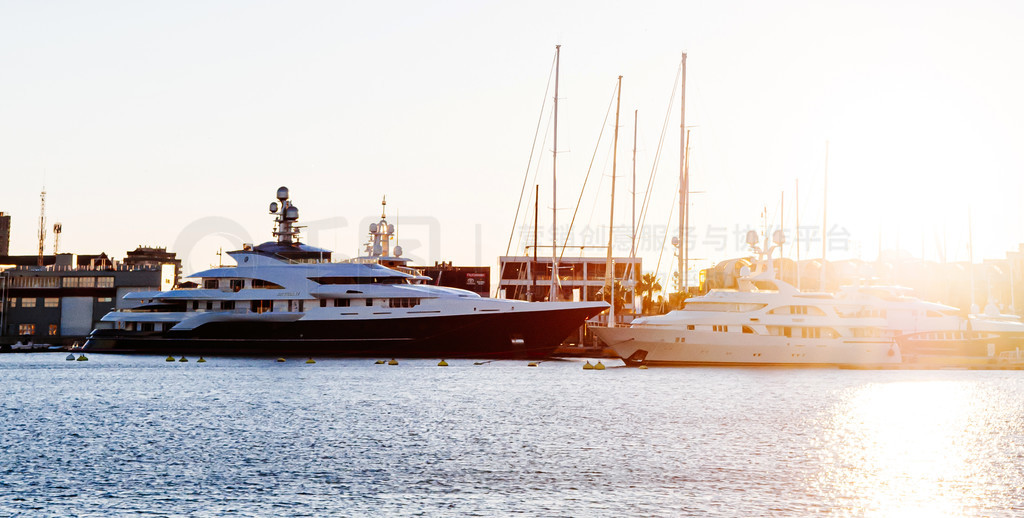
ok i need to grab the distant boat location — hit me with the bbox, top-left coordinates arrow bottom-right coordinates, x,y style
592,231 -> 901,367
83,187 -> 607,359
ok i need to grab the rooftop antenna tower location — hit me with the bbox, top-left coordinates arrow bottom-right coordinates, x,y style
53,222 -> 62,255
37,188 -> 46,266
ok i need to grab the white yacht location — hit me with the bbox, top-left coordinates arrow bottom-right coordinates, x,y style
889,298 -> 1024,366
590,232 -> 901,367
84,187 -> 608,359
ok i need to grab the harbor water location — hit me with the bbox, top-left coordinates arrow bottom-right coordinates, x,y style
2,354 -> 1024,517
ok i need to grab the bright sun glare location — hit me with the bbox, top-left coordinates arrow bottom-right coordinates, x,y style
816,380 -> 1020,517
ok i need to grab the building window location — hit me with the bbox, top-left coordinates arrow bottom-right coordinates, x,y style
44,298 -> 59,308
10,276 -> 59,288
204,279 -> 219,289
97,297 -> 113,303
18,324 -> 35,335
21,298 -> 36,308
48,324 -> 58,336
97,277 -> 114,288
78,277 -> 96,288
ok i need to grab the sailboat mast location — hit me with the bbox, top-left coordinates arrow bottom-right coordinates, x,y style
678,52 -> 687,294
795,178 -> 801,291
607,75 -> 622,327
969,207 -> 976,311
821,140 -> 829,292
532,184 -> 539,301
631,109 -> 638,312
551,44 -> 561,301
683,129 -> 691,293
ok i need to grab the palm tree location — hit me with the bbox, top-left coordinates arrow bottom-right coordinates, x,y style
597,280 -> 628,314
635,273 -> 662,314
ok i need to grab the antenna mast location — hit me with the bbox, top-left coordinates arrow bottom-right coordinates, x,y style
37,189 -> 46,266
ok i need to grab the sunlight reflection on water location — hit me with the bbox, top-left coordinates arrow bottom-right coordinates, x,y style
816,380 -> 1024,517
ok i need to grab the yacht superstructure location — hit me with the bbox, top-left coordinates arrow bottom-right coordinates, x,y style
84,187 -> 607,358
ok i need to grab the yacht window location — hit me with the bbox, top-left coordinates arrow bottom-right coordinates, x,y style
712,325 -> 727,332
204,279 -> 219,289
222,301 -> 235,310
206,301 -> 214,310
687,325 -> 695,331
230,279 -> 244,291
388,298 -> 421,308
141,322 -> 154,332
365,299 -> 373,307
768,305 -> 825,316
251,300 -> 272,313
320,299 -> 328,308
683,302 -> 767,312
742,326 -> 755,334
335,298 -> 351,307
309,276 -> 407,285
192,301 -> 200,311
252,279 -> 284,289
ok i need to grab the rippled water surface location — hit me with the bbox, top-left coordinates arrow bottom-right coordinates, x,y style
2,354 -> 1024,517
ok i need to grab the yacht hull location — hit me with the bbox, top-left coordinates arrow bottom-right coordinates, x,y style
896,332 -> 1024,367
84,305 -> 604,359
592,326 -> 901,367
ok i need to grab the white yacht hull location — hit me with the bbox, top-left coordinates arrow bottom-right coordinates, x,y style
593,326 -> 901,367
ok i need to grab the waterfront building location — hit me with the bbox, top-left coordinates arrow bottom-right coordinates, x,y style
0,252 -> 178,344
0,212 -> 9,256
498,255 -> 642,320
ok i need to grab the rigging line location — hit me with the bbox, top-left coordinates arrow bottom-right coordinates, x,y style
557,80 -> 619,261
636,63 -> 680,247
654,177 -> 680,294
512,108 -> 555,259
496,49 -> 557,296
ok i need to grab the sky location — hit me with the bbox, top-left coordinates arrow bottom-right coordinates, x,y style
2,0 -> 1023,288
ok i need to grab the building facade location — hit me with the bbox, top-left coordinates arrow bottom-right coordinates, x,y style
498,255 -> 641,319
1,263 -> 174,345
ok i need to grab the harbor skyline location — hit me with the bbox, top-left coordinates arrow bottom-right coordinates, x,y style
2,1 -> 1023,281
